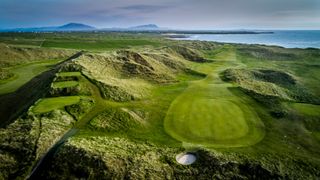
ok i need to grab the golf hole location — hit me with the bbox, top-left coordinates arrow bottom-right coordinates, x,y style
176,152 -> 197,165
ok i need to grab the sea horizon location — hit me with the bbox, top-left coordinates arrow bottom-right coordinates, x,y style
172,30 -> 320,49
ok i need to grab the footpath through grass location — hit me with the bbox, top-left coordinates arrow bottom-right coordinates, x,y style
164,46 -> 265,148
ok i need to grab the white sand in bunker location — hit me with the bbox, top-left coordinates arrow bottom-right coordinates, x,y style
176,153 -> 197,165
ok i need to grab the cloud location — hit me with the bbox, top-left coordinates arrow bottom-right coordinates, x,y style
0,0 -> 319,29
120,4 -> 170,13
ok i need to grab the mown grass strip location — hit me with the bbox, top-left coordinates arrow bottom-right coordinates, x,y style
32,96 -> 80,114
57,72 -> 82,77
289,103 -> 320,116
52,81 -> 79,88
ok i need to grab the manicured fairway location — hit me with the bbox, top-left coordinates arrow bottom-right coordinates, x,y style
42,39 -> 162,50
0,60 -> 61,95
52,81 -> 79,88
57,72 -> 82,77
164,47 -> 265,148
32,96 -> 80,114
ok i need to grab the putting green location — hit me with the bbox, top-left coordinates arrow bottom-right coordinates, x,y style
164,47 -> 265,148
32,96 -> 80,114
52,81 -> 79,88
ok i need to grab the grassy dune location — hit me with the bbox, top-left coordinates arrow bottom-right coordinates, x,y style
0,33 -> 320,179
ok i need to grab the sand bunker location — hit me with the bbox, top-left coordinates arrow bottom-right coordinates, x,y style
176,153 -> 197,165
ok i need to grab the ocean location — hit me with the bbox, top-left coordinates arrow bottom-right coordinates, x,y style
174,30 -> 320,49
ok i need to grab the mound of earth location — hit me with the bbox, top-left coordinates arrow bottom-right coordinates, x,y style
33,136 -> 284,179
0,44 -> 75,67
0,109 -> 76,179
237,45 -> 298,61
0,68 -> 14,81
164,45 -> 209,62
222,68 -> 319,104
75,48 -> 205,101
89,107 -> 144,132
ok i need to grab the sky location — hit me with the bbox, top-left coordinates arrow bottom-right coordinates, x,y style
0,0 -> 319,30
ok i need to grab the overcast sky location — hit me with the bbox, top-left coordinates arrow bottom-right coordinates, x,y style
0,0 -> 319,29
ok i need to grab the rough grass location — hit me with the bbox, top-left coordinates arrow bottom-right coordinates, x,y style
1,33 -> 320,179
36,136 -> 283,179
0,68 -> 14,81
65,97 -> 95,121
0,109 -> 75,179
75,45 -> 213,102
32,96 -> 81,114
0,43 -> 74,67
50,72 -> 92,96
90,107 -> 144,132
222,68 -> 319,104
237,45 -> 299,61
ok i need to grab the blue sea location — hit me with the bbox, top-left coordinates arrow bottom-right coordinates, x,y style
175,30 -> 320,49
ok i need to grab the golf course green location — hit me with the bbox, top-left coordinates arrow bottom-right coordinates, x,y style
32,96 -> 80,114
164,47 -> 265,147
1,32 -> 319,179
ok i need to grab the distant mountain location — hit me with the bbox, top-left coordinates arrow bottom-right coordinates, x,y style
129,24 -> 160,30
1,23 -> 96,32
58,23 -> 95,30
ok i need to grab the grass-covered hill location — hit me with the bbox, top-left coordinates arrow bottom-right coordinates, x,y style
75,46 -> 207,101
0,43 -> 75,85
0,43 -> 74,67
222,68 -> 319,104
0,32 -> 319,179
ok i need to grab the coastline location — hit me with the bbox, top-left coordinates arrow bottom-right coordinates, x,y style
167,30 -> 320,49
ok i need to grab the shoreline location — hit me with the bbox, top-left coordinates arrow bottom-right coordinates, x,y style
167,31 -> 320,49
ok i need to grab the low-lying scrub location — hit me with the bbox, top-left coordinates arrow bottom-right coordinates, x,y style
34,136 -> 304,179
65,97 -> 95,121
75,47 -> 209,102
0,109 -> 76,179
0,43 -> 74,68
90,107 -> 144,132
91,79 -> 136,101
50,71 -> 92,97
165,45 -> 211,63
0,68 -> 14,81
237,45 -> 299,61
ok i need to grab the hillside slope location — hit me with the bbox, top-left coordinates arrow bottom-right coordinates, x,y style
0,37 -> 319,179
